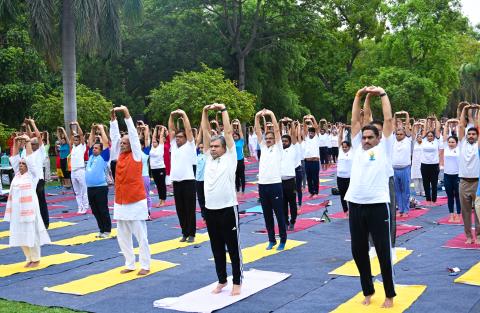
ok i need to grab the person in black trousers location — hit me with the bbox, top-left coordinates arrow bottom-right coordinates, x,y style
201,103 -> 243,296
344,86 -> 396,308
255,109 -> 287,251
169,109 -> 197,243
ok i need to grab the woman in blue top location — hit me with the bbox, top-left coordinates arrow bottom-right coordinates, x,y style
56,127 -> 71,188
232,119 -> 246,193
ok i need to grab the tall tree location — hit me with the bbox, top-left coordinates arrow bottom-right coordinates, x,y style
0,0 -> 143,130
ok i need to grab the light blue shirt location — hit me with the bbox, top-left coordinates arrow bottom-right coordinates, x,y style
235,138 -> 244,160
86,148 -> 110,187
196,153 -> 206,181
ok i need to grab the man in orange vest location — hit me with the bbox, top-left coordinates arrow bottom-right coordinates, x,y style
112,105 -> 151,275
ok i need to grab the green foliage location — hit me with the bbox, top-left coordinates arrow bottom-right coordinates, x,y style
31,84 -> 112,132
348,67 -> 441,118
146,65 -> 256,125
0,20 -> 50,127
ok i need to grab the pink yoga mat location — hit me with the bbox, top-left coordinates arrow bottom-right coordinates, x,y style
48,204 -> 67,210
50,211 -> 91,219
443,232 -> 480,249
396,224 -> 422,237
46,196 -> 76,204
318,185 -> 332,191
256,218 -> 321,234
418,196 -> 448,207
396,208 -> 429,222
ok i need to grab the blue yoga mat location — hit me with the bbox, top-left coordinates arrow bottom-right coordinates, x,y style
245,205 -> 263,214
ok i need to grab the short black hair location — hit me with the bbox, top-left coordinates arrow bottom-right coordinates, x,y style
361,125 -> 380,137
341,140 -> 351,147
281,134 -> 292,143
93,142 -> 103,151
467,127 -> 479,135
308,127 -> 316,133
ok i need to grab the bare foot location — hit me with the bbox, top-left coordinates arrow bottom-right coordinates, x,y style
403,213 -> 409,218
212,282 -> 227,294
362,295 -> 372,306
448,214 -> 454,223
382,297 -> 394,308
120,269 -> 135,274
29,261 -> 40,268
465,237 -> 473,244
159,200 -> 165,206
24,262 -> 32,268
230,284 -> 241,296
345,212 -> 349,218
137,269 -> 150,276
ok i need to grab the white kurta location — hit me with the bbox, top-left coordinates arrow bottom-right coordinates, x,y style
411,142 -> 423,179
5,155 -> 50,247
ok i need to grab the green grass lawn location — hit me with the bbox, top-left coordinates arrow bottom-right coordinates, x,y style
0,299 -> 86,313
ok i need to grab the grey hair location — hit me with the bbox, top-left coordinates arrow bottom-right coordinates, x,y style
210,135 -> 226,149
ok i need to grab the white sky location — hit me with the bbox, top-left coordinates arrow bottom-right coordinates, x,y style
461,0 -> 480,27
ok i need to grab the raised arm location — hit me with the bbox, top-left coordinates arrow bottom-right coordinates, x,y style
26,118 -> 41,139
216,104 -> 234,149
264,110 -> 281,143
201,105 -> 212,150
351,87 -> 367,138
458,104 -> 469,141
290,121 -> 297,145
168,111 -> 176,141
338,124 -> 344,146
143,125 -> 150,147
434,117 -> 441,138
254,110 -> 263,145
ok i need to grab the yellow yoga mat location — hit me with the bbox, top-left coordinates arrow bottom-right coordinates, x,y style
455,261 -> 480,286
45,259 -> 178,295
320,179 -> 332,183
0,221 -> 75,239
0,251 -> 90,278
53,228 -> 118,246
329,249 -> 413,277
137,232 -> 210,255
331,281 -> 426,313
0,244 -> 8,250
225,240 -> 306,264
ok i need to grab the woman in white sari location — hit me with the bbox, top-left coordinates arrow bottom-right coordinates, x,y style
4,134 -> 50,268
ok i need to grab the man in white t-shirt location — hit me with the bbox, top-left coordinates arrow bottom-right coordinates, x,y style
255,109 -> 287,251
345,86 -> 396,308
169,109 -> 197,243
69,122 -> 89,214
458,103 -> 480,244
201,103 -> 242,296
392,113 -> 412,217
302,115 -> 321,196
281,120 -> 299,230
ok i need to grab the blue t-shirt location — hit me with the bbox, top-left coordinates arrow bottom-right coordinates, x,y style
59,144 -> 70,159
196,153 -> 206,181
86,148 -> 110,187
235,138 -> 244,160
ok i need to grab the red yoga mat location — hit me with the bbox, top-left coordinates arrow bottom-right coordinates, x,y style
436,213 -> 476,225
256,218 -> 321,234
396,224 -> 422,237
443,232 -> 480,249
396,208 -> 429,222
298,201 -> 328,215
330,211 -> 348,219
46,196 -> 76,204
149,210 -> 177,220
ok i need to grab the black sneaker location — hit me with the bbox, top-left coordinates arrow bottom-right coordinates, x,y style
288,224 -> 295,231
179,236 -> 187,242
187,236 -> 195,243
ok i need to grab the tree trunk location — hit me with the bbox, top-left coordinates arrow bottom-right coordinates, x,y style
237,54 -> 246,91
61,0 -> 77,132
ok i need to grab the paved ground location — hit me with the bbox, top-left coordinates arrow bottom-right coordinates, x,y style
0,159 -> 479,313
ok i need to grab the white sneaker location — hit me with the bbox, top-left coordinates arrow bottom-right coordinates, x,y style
99,233 -> 110,238
391,247 -> 397,262
368,247 -> 377,258
95,232 -> 102,238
